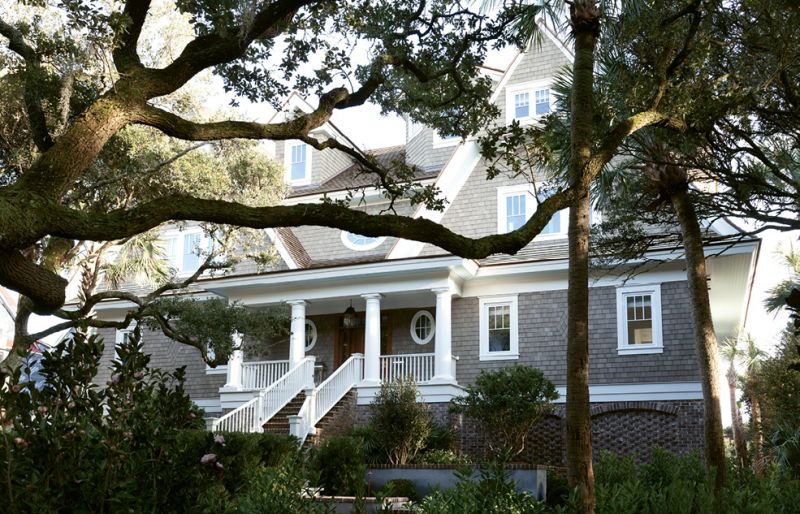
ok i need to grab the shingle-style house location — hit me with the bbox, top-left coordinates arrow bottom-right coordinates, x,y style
91,32 -> 758,464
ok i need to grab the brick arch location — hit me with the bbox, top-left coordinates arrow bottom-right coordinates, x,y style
590,401 -> 680,418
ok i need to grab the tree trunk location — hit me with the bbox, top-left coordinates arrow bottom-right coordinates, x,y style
748,376 -> 764,473
566,2 -> 601,512
727,368 -> 749,467
670,186 -> 727,490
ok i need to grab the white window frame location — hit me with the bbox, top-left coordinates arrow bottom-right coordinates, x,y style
114,322 -> 137,362
283,141 -> 313,185
205,342 -> 228,374
160,228 -> 213,277
340,231 -> 386,251
505,79 -> 555,125
410,310 -> 435,345
479,295 -> 519,361
497,184 -> 534,234
616,284 -> 663,355
432,130 -> 460,148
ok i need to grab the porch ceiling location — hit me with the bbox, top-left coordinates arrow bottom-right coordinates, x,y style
707,247 -> 759,342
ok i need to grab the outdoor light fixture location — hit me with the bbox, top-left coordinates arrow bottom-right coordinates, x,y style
342,300 -> 357,329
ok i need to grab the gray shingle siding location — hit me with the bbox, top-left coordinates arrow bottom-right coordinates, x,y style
452,281 -> 700,387
94,327 -> 226,401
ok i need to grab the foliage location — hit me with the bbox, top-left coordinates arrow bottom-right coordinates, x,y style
141,297 -> 290,365
377,479 -> 420,502
310,436 -> 367,496
369,378 -> 433,465
0,331 -> 204,512
413,463 -> 545,514
414,449 -> 472,466
544,449 -> 800,514
450,365 -> 557,458
747,334 -> 800,440
771,426 -> 800,479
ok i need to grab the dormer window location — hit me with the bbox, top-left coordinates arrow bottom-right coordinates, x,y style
341,231 -> 386,251
506,80 -> 554,124
497,185 -> 534,234
161,229 -> 213,275
285,141 -> 311,184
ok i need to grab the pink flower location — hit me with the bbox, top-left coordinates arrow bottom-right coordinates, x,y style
11,384 -> 21,393
213,434 -> 225,446
188,412 -> 197,420
200,453 -> 217,465
37,406 -> 48,414
215,462 -> 224,470
133,371 -> 144,380
13,437 -> 28,447
110,374 -> 122,384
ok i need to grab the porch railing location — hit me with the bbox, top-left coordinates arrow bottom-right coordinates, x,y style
212,356 -> 315,433
313,354 -> 364,426
380,353 -> 435,383
241,360 -> 290,390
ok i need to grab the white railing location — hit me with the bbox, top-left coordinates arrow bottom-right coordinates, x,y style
313,354 -> 364,426
380,353 -> 435,383
241,360 -> 290,390
212,356 -> 315,433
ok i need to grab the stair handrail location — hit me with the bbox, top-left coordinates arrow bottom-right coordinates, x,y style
212,356 -> 315,433
312,353 -> 364,427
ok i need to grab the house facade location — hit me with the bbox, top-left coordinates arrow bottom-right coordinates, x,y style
90,33 -> 758,464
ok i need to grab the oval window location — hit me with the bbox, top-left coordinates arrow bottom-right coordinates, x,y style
305,319 -> 318,351
410,310 -> 435,345
341,231 -> 386,251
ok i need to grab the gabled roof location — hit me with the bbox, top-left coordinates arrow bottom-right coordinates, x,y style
287,145 -> 439,198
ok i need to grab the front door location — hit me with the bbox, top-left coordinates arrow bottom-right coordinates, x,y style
335,313 -> 392,367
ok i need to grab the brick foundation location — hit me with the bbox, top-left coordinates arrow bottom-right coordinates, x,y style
358,399 -> 704,465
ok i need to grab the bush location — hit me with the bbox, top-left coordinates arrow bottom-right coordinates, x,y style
450,365 -> 558,458
310,436 -> 367,495
218,462 -> 331,514
415,449 -> 472,466
370,378 -> 433,465
378,479 -> 420,502
414,464 -> 545,513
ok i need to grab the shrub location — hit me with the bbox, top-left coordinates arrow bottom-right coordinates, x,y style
414,464 -> 544,514
414,449 -> 472,466
377,479 -> 420,502
221,462 -> 332,514
370,378 -> 433,465
450,365 -> 558,458
310,436 -> 367,495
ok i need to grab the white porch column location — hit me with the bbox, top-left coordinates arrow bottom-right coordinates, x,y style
362,293 -> 383,384
287,300 -> 307,367
431,287 -> 455,383
224,332 -> 244,390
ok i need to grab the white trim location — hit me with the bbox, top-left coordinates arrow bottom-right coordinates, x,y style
410,310 -> 435,345
283,179 -> 437,205
432,130 -> 460,149
479,295 -> 519,361
553,382 -> 703,403
265,228 -> 299,269
305,319 -> 318,351
496,184 -> 534,234
194,398 -> 222,414
340,231 -> 386,251
357,382 -> 465,405
616,284 -> 663,355
284,140 -> 313,185
387,142 -> 482,259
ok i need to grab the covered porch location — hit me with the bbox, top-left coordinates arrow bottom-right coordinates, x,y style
204,255 -> 477,412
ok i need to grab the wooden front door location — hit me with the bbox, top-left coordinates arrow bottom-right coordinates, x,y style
334,313 -> 392,368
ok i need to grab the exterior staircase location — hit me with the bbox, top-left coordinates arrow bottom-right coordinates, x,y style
263,392 -> 306,434
303,389 -> 357,448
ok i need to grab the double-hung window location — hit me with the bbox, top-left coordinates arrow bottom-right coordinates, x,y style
506,80 -> 554,124
285,141 -> 311,184
161,229 -> 212,276
479,295 -> 519,361
616,284 -> 663,355
497,185 -> 534,234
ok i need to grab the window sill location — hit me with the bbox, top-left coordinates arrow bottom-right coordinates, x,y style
479,352 -> 519,361
617,346 -> 663,356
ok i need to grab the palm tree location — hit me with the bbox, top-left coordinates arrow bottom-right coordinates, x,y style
764,244 -> 800,315
720,335 -> 749,467
742,335 -> 767,473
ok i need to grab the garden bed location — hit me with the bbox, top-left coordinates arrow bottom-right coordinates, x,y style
313,495 -> 412,513
366,464 -> 547,500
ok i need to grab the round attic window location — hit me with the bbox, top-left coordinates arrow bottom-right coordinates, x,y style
341,231 -> 386,251
305,319 -> 318,351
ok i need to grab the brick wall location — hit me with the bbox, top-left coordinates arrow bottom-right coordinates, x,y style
456,400 -> 705,465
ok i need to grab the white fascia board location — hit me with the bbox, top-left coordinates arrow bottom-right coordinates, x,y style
202,256 -> 475,304
282,179 -> 437,205
264,228 -> 299,269
87,292 -> 223,318
357,382 -> 465,405
552,382 -> 703,403
194,398 -> 222,414
387,142 -> 483,259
